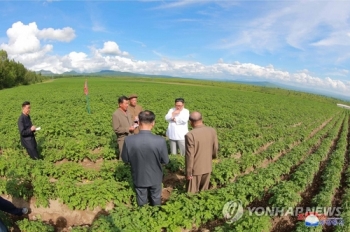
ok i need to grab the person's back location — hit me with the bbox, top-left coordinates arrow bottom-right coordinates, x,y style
185,111 -> 218,193
121,110 -> 169,206
123,131 -> 168,187
185,125 -> 217,175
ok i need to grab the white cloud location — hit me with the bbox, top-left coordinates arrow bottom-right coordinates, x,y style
218,1 -> 350,64
132,40 -> 146,48
92,23 -> 106,32
0,21 -> 75,56
151,0 -> 203,9
98,41 -> 129,56
37,27 -> 75,42
1,21 -> 350,97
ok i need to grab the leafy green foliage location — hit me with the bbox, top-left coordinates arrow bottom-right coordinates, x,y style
0,77 -> 346,231
16,218 -> 54,232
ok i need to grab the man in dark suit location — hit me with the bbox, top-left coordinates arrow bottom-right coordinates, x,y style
17,101 -> 39,160
122,110 -> 169,206
185,111 -> 218,193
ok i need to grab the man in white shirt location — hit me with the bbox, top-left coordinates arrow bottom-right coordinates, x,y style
165,98 -> 189,155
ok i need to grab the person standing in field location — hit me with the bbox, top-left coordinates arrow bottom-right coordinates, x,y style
164,98 -> 189,155
112,96 -> 135,160
128,94 -> 143,135
17,101 -> 40,160
121,110 -> 169,206
185,111 -> 218,193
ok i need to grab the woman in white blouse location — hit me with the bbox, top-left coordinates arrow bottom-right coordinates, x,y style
165,98 -> 189,155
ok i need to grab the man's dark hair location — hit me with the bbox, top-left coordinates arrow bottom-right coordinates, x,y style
22,101 -> 30,108
175,98 -> 185,103
118,96 -> 128,104
139,110 -> 155,124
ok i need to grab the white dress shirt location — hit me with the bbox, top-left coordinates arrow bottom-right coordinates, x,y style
165,108 -> 189,140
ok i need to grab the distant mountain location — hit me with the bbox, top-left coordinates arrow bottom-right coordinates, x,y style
36,70 -> 55,75
63,70 -> 79,75
94,70 -> 144,76
92,70 -> 174,78
271,82 -> 350,102
39,70 -> 350,102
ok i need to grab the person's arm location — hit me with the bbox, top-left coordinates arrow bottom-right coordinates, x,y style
213,129 -> 219,159
112,113 -> 129,134
121,140 -> 129,163
165,109 -> 174,122
175,109 -> 189,125
160,139 -> 169,165
185,133 -> 195,179
18,116 -> 33,137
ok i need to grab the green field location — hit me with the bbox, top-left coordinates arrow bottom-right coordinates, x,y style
0,77 -> 349,231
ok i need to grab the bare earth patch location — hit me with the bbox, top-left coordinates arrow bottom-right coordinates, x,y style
54,158 -> 104,171
1,195 -> 114,229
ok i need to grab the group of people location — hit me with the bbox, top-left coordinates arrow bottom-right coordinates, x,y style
113,95 -> 218,206
16,95 -> 218,207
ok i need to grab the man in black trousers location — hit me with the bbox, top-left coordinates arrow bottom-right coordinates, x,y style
122,110 -> 169,206
17,101 -> 39,160
0,197 -> 28,232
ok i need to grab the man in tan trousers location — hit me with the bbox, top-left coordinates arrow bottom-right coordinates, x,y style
128,94 -> 143,134
185,111 -> 218,193
112,96 -> 135,160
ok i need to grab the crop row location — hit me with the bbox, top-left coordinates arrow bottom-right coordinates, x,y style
82,112 -> 344,231
294,114 -> 348,231
268,116 -> 344,208
209,112 -> 346,231
0,78 -> 341,161
210,113 -> 341,189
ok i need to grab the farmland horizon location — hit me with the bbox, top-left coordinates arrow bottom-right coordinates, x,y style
39,70 -> 350,103
1,77 -> 350,231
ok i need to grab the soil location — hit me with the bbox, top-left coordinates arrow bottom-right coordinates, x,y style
2,195 -> 114,230
235,117 -> 333,181
324,118 -> 350,232
2,117 -> 338,231
291,122 -> 302,127
270,117 -> 343,232
54,158 -> 104,171
254,141 -> 274,155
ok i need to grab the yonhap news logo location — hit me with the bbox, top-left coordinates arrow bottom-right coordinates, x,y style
222,200 -> 244,224
222,200 -> 343,226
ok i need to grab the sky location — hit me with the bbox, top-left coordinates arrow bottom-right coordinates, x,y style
1,0 -> 350,97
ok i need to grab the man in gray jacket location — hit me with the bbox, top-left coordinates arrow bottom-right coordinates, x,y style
122,110 -> 169,206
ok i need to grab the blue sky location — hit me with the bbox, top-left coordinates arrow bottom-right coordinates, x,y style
1,1 -> 350,96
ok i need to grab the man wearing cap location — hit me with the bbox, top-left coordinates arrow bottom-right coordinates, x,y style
128,94 -> 143,134
112,96 -> 135,160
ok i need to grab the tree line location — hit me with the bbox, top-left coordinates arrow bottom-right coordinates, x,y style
0,50 -> 47,90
